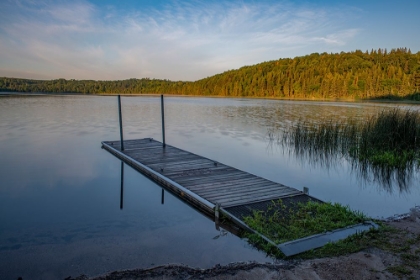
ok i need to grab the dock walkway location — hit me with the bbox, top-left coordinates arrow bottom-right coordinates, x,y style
102,138 -> 379,256
102,138 -> 309,221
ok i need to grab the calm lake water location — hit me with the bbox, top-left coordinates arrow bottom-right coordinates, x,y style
1,94 -> 419,279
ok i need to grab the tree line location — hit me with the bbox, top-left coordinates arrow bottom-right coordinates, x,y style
1,48 -> 420,100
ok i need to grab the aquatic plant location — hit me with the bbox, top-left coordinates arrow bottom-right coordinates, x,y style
276,108 -> 420,190
244,199 -> 366,244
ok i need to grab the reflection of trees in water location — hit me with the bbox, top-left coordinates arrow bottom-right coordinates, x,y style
267,128 -> 418,194
350,159 -> 415,193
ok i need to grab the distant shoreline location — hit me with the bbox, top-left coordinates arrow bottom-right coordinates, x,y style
2,91 -> 420,105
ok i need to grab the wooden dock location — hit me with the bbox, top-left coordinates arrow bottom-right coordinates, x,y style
101,138 -> 308,229
101,96 -> 378,256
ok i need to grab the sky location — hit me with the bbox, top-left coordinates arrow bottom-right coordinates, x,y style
0,0 -> 419,81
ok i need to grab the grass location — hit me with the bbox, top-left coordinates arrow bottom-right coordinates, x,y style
244,200 -> 366,245
241,200 -> 420,278
244,207 -> 420,260
280,108 -> 420,167
273,108 -> 420,190
242,199 -> 369,259
240,201 -> 420,279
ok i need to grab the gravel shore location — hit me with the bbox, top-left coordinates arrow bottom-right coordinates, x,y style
70,206 -> 420,280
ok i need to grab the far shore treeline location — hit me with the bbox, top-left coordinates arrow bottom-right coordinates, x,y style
2,48 -> 420,100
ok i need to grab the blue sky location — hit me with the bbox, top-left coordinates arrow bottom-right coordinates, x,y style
0,0 -> 419,81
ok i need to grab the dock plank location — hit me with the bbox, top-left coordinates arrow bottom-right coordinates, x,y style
102,138 -> 306,233
204,186 -> 295,202
102,139 -> 304,208
175,172 -> 252,185
217,190 -> 301,207
185,177 -> 269,192
197,182 -> 284,197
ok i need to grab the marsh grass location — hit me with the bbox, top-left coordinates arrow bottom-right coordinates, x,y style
281,109 -> 420,165
243,200 -> 371,259
243,200 -> 366,245
275,108 -> 420,190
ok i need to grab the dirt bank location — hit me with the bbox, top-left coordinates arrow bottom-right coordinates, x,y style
71,206 -> 420,280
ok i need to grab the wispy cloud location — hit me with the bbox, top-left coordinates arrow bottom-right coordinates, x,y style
0,0 -> 361,81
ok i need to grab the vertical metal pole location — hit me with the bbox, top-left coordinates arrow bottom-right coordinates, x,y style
161,189 -> 164,205
161,94 -> 166,148
215,203 -> 220,230
120,161 -> 124,210
118,95 -> 124,151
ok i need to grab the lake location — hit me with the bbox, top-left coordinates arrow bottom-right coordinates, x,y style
1,94 -> 419,279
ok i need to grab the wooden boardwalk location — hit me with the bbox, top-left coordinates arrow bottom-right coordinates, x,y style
102,138 -> 303,214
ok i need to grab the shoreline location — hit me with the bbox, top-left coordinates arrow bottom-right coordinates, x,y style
70,206 -> 420,280
2,91 -> 420,105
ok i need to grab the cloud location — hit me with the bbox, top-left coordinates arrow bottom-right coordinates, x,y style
0,0 -> 361,81
313,29 -> 360,46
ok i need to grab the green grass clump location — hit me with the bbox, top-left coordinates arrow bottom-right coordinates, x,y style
243,203 -> 420,278
281,108 -> 420,167
356,149 -> 417,168
243,200 -> 366,245
277,108 -> 420,188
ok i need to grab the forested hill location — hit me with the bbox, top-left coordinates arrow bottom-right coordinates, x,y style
2,48 -> 420,100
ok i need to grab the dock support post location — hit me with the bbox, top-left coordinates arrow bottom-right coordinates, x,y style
120,161 -> 124,209
215,203 -> 220,230
118,95 -> 124,151
161,94 -> 166,148
161,189 -> 165,205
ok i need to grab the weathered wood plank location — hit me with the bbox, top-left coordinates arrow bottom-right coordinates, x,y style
188,177 -> 270,189
125,150 -> 191,160
175,171 -> 251,185
165,166 -> 234,178
215,190 -> 301,207
103,138 -> 308,222
171,168 -> 243,181
186,177 -> 270,192
203,185 -> 295,201
106,139 -> 162,150
139,154 -> 201,165
139,158 -> 201,167
196,182 -> 283,197
145,158 -> 211,169
161,163 -> 223,173
188,176 -> 270,193
202,182 -> 294,196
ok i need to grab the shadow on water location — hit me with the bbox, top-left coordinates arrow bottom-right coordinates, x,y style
117,160 -> 241,239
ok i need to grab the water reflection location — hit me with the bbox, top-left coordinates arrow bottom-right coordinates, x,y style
2,94 -> 420,278
120,161 -> 124,210
268,127 -> 419,194
351,160 -> 416,193
115,160 -> 240,237
118,161 -> 165,207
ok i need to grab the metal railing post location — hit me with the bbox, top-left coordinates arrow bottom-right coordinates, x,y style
161,94 -> 166,148
118,95 -> 124,151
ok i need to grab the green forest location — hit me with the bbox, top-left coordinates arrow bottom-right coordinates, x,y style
1,48 -> 420,100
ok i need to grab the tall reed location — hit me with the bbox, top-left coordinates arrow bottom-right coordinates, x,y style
277,108 -> 420,190
281,108 -> 420,167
